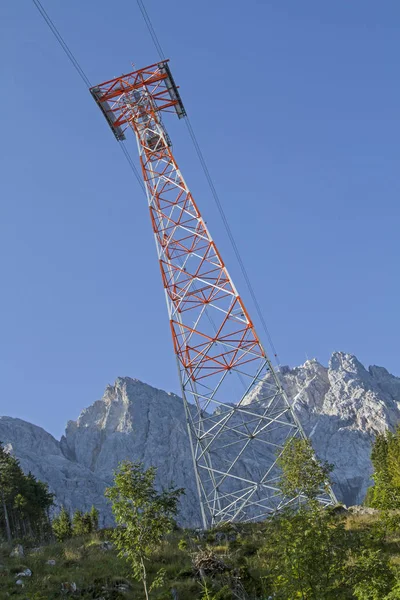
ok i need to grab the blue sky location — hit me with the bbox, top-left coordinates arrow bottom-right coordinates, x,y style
1,1 -> 399,439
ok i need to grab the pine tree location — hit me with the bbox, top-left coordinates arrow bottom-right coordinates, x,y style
0,484 -> 11,543
367,427 -> 400,509
0,442 -> 53,542
72,509 -> 85,536
0,443 -> 25,541
71,510 -> 93,536
82,512 -> 93,534
13,493 -> 29,537
90,505 -> 99,531
52,506 -> 72,542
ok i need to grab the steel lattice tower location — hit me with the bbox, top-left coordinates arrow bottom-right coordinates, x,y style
91,61 -> 336,528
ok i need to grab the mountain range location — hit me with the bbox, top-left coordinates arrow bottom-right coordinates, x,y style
1,351 -> 399,526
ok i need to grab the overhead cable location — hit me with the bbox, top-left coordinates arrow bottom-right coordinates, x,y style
136,0 -> 281,364
184,117 -> 281,363
137,0 -> 165,60
32,0 -> 144,190
32,0 -> 91,87
33,0 -> 281,365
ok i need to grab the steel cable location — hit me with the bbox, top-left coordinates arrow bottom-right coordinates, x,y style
34,0 -> 282,366
136,0 -> 281,364
32,0 -> 144,191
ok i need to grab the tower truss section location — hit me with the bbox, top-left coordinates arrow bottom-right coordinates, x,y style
91,61 -> 336,527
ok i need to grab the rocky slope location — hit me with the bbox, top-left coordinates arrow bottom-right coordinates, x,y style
275,353 -> 400,505
60,379 -> 201,526
1,352 -> 399,525
0,417 -> 112,525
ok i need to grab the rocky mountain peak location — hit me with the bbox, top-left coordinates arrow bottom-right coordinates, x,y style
0,416 -> 62,457
368,365 -> 400,402
0,353 -> 399,524
329,350 -> 366,372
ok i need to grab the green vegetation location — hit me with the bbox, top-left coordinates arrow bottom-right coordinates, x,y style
2,510 -> 400,599
52,505 -> 100,542
5,433 -> 400,597
71,506 -> 98,536
366,426 -> 400,510
52,507 -> 72,543
105,460 -> 184,599
89,504 -> 99,531
277,436 -> 333,501
0,442 -> 53,543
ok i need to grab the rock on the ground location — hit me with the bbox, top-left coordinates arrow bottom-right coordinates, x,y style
16,568 -> 32,577
9,544 -> 24,558
61,581 -> 77,593
348,505 -> 379,515
100,541 -> 113,551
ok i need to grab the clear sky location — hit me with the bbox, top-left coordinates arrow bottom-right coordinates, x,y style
1,1 -> 399,439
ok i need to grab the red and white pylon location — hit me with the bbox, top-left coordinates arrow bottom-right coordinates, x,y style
91,61 -> 336,527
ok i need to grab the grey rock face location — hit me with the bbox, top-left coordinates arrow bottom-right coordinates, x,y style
60,378 -> 201,526
276,352 -> 400,505
0,353 -> 399,525
0,417 -> 111,525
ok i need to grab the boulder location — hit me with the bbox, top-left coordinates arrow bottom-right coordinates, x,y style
9,544 -> 24,558
61,581 -> 77,594
15,568 -> 32,577
100,541 -> 113,551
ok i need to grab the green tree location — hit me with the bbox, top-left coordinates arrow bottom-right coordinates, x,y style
0,443 -> 25,541
52,506 -> 72,542
81,512 -> 93,534
0,443 -> 53,542
90,504 -> 99,531
18,473 -> 53,539
277,437 -> 333,502
105,461 -> 184,600
72,509 -> 94,536
385,580 -> 400,599
72,509 -> 85,536
351,549 -> 394,600
260,435 -> 398,599
367,428 -> 400,509
259,507 -> 352,599
13,493 -> 29,536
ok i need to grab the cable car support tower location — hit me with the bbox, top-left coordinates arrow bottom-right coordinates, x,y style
90,61 -> 336,528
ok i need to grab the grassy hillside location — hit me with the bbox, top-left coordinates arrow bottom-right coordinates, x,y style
2,511 -> 400,599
